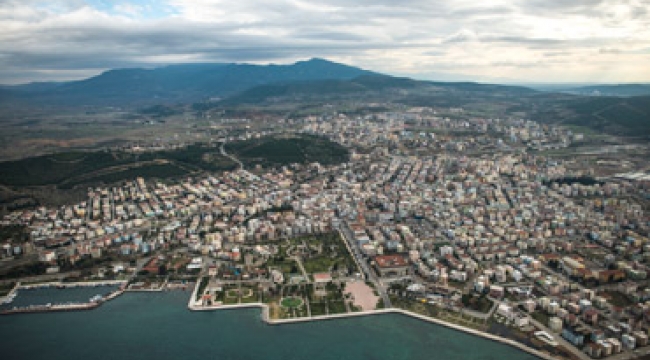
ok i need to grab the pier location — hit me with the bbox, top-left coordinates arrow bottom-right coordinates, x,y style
17,280 -> 127,290
1,302 -> 100,315
1,280 -> 127,316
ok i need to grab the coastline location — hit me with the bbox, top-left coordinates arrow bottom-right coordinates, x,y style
187,299 -> 554,360
4,279 -> 553,359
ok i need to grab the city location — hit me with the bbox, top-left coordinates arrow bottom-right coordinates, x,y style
2,109 -> 649,360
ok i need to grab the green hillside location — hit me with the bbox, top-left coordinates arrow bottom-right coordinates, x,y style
226,134 -> 349,167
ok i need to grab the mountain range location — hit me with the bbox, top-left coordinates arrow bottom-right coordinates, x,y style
0,58 -> 649,136
0,59 -> 374,106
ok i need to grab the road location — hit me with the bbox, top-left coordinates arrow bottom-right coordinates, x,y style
0,270 -> 82,286
219,140 -> 244,170
292,256 -> 309,279
339,221 -> 392,308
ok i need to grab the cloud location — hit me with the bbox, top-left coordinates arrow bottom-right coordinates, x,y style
444,29 -> 479,43
0,0 -> 648,83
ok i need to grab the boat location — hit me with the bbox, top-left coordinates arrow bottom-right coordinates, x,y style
90,295 -> 103,303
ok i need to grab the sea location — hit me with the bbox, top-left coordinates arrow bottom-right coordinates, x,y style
0,289 -> 539,360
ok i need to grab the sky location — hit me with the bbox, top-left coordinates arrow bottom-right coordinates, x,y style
0,0 -> 649,84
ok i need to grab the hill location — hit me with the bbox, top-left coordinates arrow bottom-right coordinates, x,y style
1,57 -> 648,137
0,145 -> 238,188
223,74 -> 537,105
225,134 -> 349,167
562,84 -> 650,97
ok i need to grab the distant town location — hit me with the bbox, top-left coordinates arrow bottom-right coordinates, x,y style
2,107 -> 650,360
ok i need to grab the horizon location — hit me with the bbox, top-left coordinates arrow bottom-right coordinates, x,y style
2,58 -> 650,87
1,1 -> 649,85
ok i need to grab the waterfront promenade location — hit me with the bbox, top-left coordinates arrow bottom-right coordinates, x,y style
188,301 -> 555,360
187,281 -> 554,360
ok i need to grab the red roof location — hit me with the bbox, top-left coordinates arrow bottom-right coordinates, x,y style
313,272 -> 332,283
375,254 -> 408,268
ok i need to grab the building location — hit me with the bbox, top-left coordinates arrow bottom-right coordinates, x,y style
549,317 -> 563,332
373,254 -> 409,277
562,327 -> 585,346
622,334 -> 636,349
561,256 -> 585,276
313,272 -> 332,297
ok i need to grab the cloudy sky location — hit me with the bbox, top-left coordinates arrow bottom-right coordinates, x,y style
1,0 -> 649,84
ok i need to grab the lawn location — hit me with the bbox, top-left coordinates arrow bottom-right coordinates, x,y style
327,300 -> 348,314
302,256 -> 339,274
310,302 -> 327,316
281,296 -> 304,309
298,232 -> 356,275
240,287 -> 259,303
267,256 -> 296,276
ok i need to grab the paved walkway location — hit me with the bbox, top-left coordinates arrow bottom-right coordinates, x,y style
345,280 -> 379,311
292,256 -> 309,279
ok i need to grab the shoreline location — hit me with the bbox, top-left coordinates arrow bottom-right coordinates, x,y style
5,280 -> 553,359
187,300 -> 554,360
186,279 -> 553,359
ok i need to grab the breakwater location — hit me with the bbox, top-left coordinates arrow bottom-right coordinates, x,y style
1,281 -> 126,315
17,280 -> 126,290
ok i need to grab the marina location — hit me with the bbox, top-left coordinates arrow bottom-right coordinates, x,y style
0,280 -> 547,359
0,291 -> 538,360
0,281 -> 126,315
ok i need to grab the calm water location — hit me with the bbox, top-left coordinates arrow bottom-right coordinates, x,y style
0,290 -> 538,360
1,285 -> 119,310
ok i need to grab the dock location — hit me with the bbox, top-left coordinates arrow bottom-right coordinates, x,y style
1,281 -> 126,316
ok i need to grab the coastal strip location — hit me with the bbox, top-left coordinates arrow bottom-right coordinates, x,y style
125,279 -> 169,292
17,280 -> 127,290
1,280 -> 127,315
187,299 -> 554,360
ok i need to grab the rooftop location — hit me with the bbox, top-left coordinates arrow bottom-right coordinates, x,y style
375,254 -> 408,268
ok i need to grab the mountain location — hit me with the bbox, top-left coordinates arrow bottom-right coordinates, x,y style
561,84 -> 650,97
2,58 -> 649,137
0,58 -> 374,106
224,74 -> 539,105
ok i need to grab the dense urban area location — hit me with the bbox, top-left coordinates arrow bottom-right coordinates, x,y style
2,107 -> 650,360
